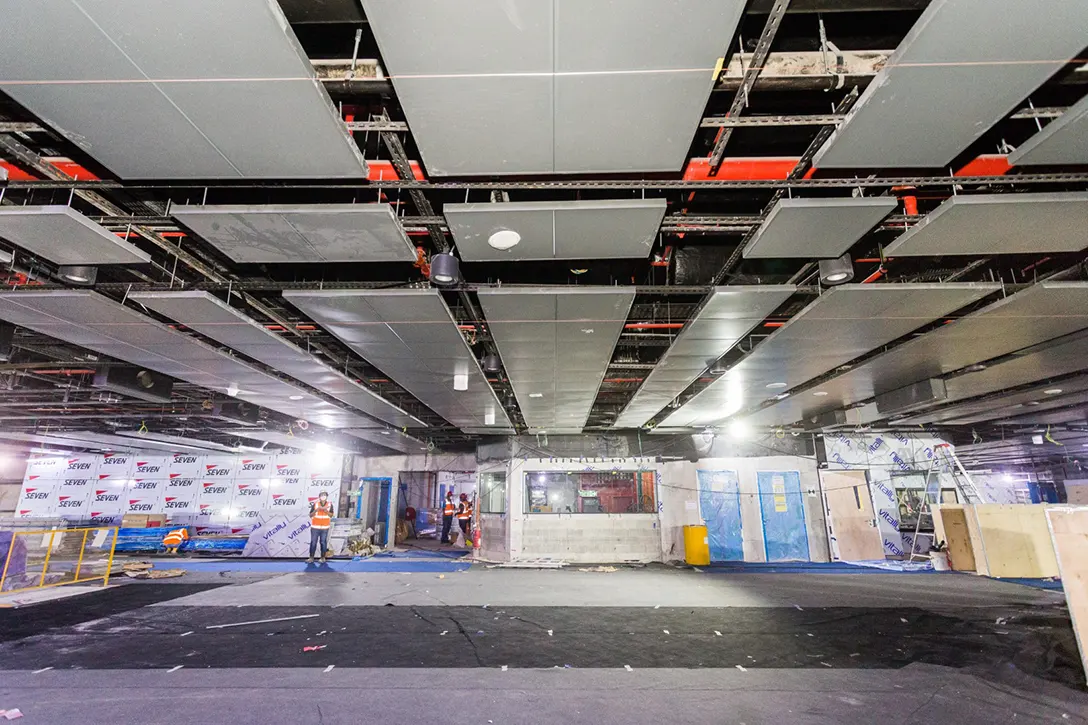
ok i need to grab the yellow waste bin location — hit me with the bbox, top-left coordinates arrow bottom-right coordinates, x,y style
684,524 -> 710,566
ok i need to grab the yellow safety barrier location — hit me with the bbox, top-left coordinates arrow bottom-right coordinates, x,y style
1,526 -> 119,594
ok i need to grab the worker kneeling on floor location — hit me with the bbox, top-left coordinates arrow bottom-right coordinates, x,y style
307,490 -> 334,564
162,526 -> 189,554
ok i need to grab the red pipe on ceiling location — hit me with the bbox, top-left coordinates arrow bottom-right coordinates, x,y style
624,323 -> 684,330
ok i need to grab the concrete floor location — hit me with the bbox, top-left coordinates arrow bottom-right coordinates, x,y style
1,564 -> 1085,724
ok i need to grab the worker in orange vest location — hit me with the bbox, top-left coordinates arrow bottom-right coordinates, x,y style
307,491 -> 335,564
162,527 -> 189,554
457,492 -> 473,548
440,490 -> 456,544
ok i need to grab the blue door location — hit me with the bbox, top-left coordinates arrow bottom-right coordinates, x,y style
757,471 -> 809,561
697,470 -> 744,561
358,477 -> 394,546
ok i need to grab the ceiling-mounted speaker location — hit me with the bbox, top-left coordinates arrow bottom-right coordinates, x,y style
481,354 -> 502,373
801,408 -> 848,431
211,400 -> 260,425
92,365 -> 173,403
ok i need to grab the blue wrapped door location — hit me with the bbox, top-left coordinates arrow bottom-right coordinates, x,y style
697,470 -> 743,561
757,471 -> 809,561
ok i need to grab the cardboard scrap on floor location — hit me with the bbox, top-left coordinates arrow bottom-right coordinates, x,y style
578,566 -> 618,573
489,558 -> 568,569
0,709 -> 23,720
122,561 -> 185,579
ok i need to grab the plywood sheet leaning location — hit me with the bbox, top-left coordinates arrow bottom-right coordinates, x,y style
971,504 -> 1060,578
1045,506 -> 1088,686
821,470 -> 885,561
933,504 -> 976,571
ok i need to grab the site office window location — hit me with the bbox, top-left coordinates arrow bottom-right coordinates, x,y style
525,470 -> 656,514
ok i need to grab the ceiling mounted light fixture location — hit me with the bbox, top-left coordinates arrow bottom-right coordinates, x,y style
453,373 -> 469,391
766,382 -> 788,389
429,253 -> 461,286
484,410 -> 496,426
529,392 -> 544,398
818,253 -> 854,286
226,382 -> 240,398
288,394 -> 304,401
812,391 -> 829,397
58,264 -> 97,285
487,229 -> 521,251
481,354 -> 502,373
1044,388 -> 1063,395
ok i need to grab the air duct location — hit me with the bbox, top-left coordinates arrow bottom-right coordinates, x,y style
92,366 -> 173,403
211,400 -> 260,425
875,378 -> 947,416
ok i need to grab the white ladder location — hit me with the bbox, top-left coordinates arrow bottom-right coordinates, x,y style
907,443 -> 981,559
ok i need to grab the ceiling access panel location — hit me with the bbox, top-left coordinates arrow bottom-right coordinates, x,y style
0,206 -> 151,266
170,205 -> 416,264
812,0 -> 1088,169
361,0 -> 745,176
661,283 -> 998,428
477,287 -> 635,432
130,291 -> 424,429
743,282 -> 1088,428
0,0 -> 367,180
283,289 -> 510,431
884,193 -> 1088,257
0,290 -> 378,430
443,199 -> 666,262
1008,94 -> 1088,167
614,285 -> 796,429
741,198 -> 898,259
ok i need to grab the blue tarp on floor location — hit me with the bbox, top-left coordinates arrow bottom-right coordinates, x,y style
699,561 -> 934,574
143,558 -> 473,573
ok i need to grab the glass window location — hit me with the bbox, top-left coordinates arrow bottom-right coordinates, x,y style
525,471 -> 656,514
479,471 -> 507,514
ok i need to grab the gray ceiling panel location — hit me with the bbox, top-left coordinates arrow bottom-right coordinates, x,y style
884,193 -> 1088,257
1008,94 -> 1088,167
171,204 -> 415,264
744,282 -> 1088,428
361,0 -> 744,176
0,290 -> 378,430
284,289 -> 510,431
0,0 -> 367,180
742,198 -> 898,259
346,428 -> 425,454
812,0 -> 1088,169
445,199 -> 666,261
478,287 -> 634,432
0,206 -> 151,266
615,286 -> 796,428
662,283 -> 998,428
131,291 -> 424,429
936,376 -> 1088,426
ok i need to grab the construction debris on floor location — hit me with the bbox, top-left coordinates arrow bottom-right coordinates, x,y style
578,566 -> 618,573
121,561 -> 185,580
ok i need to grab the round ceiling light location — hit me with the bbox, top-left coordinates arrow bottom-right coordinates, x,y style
488,229 -> 521,251
818,253 -> 854,286
58,265 -> 97,285
289,394 -> 304,401
766,382 -> 788,389
1044,388 -> 1063,395
812,391 -> 829,397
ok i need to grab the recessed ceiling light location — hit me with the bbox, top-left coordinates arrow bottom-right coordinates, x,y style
812,391 -> 829,397
1028,401 -> 1041,406
824,272 -> 849,282
766,382 -> 788,389
289,394 -> 304,401
488,229 -> 521,251
453,373 -> 469,391
529,393 -> 544,398
380,430 -> 391,435
1044,388 -> 1063,395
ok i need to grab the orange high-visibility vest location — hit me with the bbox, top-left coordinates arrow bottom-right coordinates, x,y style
443,500 -> 456,517
457,503 -> 473,521
311,502 -> 333,529
163,528 -> 188,547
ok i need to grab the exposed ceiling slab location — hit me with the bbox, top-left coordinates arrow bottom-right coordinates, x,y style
0,290 -> 378,429
361,0 -> 745,175
744,282 -> 1088,428
661,283 -> 999,428
884,193 -> 1088,257
477,287 -> 635,433
0,0 -> 367,180
0,206 -> 151,266
614,286 -> 796,428
1009,94 -> 1088,167
131,291 -> 424,429
284,289 -> 510,431
443,199 -> 666,262
742,197 -> 897,259
812,0 -> 1088,169
170,204 -> 415,264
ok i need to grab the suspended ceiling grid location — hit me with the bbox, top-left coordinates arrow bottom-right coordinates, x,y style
812,0 -> 1088,169
361,0 -> 746,175
1009,94 -> 1088,167
130,291 -> 424,429
614,285 -> 796,429
0,290 -> 380,429
0,206 -> 151,266
477,287 -> 634,433
0,0 -> 367,179
284,289 -> 510,431
443,199 -> 667,262
661,283 -> 998,428
743,282 -> 1088,428
170,204 -> 416,264
742,198 -> 897,259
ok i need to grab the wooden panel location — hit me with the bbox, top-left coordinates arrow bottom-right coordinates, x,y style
1045,506 -> 1088,686
971,504 -> 1060,578
1067,483 -> 1088,505
821,470 -> 885,561
933,504 -> 976,571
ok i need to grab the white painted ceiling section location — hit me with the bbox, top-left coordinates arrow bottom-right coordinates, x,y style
130,291 -> 424,429
477,287 -> 635,433
0,291 -> 379,429
813,0 -> 1088,169
0,0 -> 367,179
613,285 -> 796,429
284,289 -> 511,431
661,283 -> 999,428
